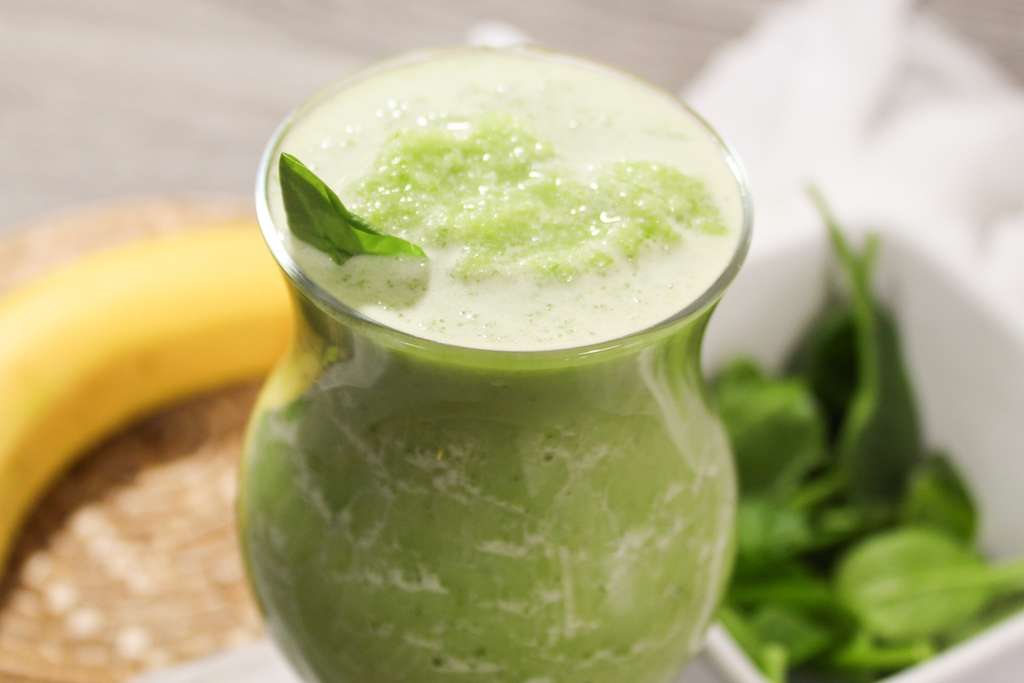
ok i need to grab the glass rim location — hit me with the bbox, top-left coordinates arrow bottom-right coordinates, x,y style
254,45 -> 754,361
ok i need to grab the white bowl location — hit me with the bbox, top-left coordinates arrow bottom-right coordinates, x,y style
683,227 -> 1024,683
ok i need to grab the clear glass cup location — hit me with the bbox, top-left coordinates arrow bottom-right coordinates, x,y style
239,48 -> 752,683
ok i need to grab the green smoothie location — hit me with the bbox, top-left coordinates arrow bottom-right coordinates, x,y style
242,47 -> 751,683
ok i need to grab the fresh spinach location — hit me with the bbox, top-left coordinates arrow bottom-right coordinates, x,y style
734,499 -> 814,577
807,188 -> 923,504
787,305 -> 858,436
901,454 -> 977,543
941,593 -> 1024,647
836,527 -> 1024,641
811,504 -> 893,553
729,567 -> 838,612
748,605 -> 837,667
714,358 -> 827,497
835,527 -> 982,641
714,190 -> 1022,683
826,631 -> 935,675
720,606 -> 789,683
723,596 -> 846,682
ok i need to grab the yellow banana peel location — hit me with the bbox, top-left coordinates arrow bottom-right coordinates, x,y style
0,223 -> 291,574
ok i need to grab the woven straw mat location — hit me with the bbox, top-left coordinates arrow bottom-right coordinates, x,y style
0,201 -> 268,683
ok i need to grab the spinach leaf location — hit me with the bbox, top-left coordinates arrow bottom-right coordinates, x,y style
902,454 -> 977,543
731,565 -> 858,656
721,599 -> 844,681
748,604 -> 837,666
715,356 -> 763,384
787,305 -> 858,435
761,646 -> 788,683
788,469 -> 847,512
835,527 -> 1024,640
811,504 -> 894,552
735,499 -> 814,577
730,568 -> 838,612
808,188 -> 923,503
719,606 -> 789,683
719,191 -> 1019,682
940,593 -> 1024,647
279,153 -> 425,263
714,358 -> 827,497
826,631 -> 935,675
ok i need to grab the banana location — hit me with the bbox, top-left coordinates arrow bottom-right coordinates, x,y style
0,224 -> 292,573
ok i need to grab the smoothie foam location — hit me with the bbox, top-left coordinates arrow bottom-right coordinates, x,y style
267,48 -> 744,350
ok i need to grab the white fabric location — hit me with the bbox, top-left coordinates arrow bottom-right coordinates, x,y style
686,0 -> 1024,316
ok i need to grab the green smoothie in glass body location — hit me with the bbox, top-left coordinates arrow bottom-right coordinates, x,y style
241,48 -> 751,683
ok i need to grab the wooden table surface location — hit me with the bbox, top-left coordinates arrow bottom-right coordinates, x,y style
2,0 -> 1022,231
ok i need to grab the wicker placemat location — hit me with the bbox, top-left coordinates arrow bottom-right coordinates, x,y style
0,201 -> 268,683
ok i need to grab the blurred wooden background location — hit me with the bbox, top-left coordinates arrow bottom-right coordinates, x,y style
1,0 -> 1022,230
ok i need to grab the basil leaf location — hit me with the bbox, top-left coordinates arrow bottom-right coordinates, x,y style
902,454 -> 977,543
714,358 -> 827,497
278,152 -> 425,262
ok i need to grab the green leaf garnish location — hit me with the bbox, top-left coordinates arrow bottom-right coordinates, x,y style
278,152 -> 425,263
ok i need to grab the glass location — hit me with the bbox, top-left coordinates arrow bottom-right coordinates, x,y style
239,48 -> 752,683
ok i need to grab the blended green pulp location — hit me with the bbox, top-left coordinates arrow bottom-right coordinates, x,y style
239,296 -> 736,683
347,113 -> 726,282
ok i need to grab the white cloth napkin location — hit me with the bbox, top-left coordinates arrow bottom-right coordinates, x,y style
133,2 -> 1024,680
686,0 -> 1024,317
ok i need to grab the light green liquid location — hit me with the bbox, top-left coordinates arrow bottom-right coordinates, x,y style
243,48 -> 745,683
